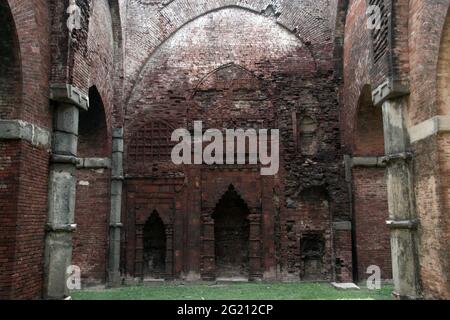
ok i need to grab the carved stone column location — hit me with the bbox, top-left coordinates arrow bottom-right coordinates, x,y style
380,97 -> 421,299
44,85 -> 88,299
108,128 -> 124,287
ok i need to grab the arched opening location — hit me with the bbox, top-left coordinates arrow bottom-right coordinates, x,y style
437,10 -> 450,115
353,85 -> 385,156
0,0 -> 21,119
212,185 -> 250,279
351,85 -> 391,282
433,9 -> 450,295
143,211 -> 166,279
78,86 -> 108,157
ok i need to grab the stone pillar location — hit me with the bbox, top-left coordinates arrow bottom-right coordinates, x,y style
108,128 -> 124,287
44,102 -> 81,299
44,85 -> 88,299
381,98 -> 421,299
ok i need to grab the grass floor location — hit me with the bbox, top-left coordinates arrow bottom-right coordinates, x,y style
72,282 -> 394,300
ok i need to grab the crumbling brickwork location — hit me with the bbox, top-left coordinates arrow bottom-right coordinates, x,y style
121,3 -> 352,282
2,0 -> 450,300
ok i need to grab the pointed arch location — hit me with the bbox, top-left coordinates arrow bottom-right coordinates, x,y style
123,5 -> 314,121
191,63 -> 269,112
78,86 -> 109,157
212,184 -> 251,279
353,84 -> 385,156
143,210 -> 167,278
0,0 -> 21,120
192,63 -> 263,96
437,7 -> 450,116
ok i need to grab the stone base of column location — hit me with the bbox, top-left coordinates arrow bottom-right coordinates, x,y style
390,228 -> 421,300
107,271 -> 122,288
44,231 -> 73,299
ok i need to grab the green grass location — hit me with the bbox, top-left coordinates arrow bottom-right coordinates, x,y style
72,282 -> 394,300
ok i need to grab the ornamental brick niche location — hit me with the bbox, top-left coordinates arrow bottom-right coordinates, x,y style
143,211 -> 167,279
212,186 -> 251,279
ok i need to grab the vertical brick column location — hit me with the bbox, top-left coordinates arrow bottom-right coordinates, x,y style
261,176 -> 276,280
248,213 -> 262,280
165,225 -> 174,279
135,224 -> 144,279
44,85 -> 88,299
201,213 -> 215,280
108,128 -> 124,287
380,97 -> 421,299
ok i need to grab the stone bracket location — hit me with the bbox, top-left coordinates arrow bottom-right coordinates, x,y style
110,223 -> 124,228
45,223 -> 77,233
344,155 -> 386,182
0,120 -> 51,148
386,219 -> 418,230
50,84 -> 89,110
333,221 -> 352,231
409,116 -> 450,144
381,152 -> 413,165
352,156 -> 386,167
51,154 -> 81,165
372,79 -> 410,107
77,157 -> 111,169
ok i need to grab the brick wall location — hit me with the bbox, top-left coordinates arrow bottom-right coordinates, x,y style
73,168 -> 110,285
341,0 -> 372,151
8,0 -> 51,128
353,167 -> 391,281
342,0 -> 392,283
122,4 -> 351,281
0,0 -> 51,300
3,0 -> 450,299
0,141 -> 49,299
408,0 -> 450,298
71,0 -> 115,285
0,140 -> 21,299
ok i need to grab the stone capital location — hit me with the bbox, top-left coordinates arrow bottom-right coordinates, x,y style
50,84 -> 89,110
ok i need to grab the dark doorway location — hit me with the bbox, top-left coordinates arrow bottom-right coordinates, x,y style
212,185 -> 250,279
143,211 -> 166,279
78,86 -> 108,157
300,233 -> 325,281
